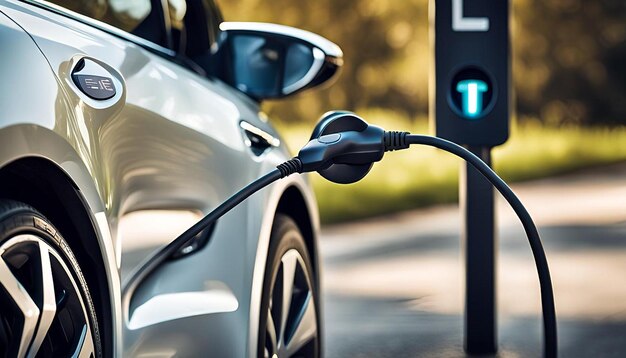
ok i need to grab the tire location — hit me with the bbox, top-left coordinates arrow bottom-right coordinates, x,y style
258,214 -> 320,358
0,199 -> 102,358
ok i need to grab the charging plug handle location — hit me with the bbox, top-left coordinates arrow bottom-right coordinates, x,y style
297,125 -> 385,172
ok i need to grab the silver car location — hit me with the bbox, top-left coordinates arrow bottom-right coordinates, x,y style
0,0 -> 342,357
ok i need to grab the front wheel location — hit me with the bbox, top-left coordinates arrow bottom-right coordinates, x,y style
258,214 -> 320,358
0,200 -> 102,358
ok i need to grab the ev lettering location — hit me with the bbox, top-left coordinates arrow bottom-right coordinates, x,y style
452,0 -> 489,32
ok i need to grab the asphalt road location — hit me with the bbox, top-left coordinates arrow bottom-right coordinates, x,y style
320,163 -> 626,357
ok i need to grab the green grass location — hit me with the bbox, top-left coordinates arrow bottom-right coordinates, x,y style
277,109 -> 626,224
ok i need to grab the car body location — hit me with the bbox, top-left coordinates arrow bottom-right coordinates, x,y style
0,0 -> 341,356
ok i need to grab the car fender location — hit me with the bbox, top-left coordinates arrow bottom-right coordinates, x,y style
0,125 -> 123,357
247,150 -> 321,357
0,10 -> 122,356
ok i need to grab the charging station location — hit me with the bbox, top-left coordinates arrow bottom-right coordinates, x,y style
430,0 -> 510,354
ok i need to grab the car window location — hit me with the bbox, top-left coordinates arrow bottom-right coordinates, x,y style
175,0 -> 223,73
44,0 -> 170,48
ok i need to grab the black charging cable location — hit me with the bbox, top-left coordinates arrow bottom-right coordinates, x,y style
387,131 -> 557,358
123,111 -> 556,358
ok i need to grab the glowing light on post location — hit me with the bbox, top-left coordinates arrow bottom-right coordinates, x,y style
456,80 -> 488,119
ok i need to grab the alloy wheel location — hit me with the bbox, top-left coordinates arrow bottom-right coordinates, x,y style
0,234 -> 95,358
264,249 -> 318,358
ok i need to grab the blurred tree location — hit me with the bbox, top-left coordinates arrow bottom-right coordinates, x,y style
514,0 -> 626,125
216,0 -> 429,123
217,0 -> 626,126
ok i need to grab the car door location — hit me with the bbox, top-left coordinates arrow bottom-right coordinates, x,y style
0,0 -> 268,283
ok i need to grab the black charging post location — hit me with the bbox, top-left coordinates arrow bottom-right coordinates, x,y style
430,0 -> 510,354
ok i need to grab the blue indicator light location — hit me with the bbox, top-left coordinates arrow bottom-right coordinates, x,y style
456,79 -> 488,118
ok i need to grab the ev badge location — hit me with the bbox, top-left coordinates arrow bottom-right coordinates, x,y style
72,58 -> 117,100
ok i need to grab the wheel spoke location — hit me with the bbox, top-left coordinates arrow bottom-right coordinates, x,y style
279,251 -> 298,344
27,242 -> 57,357
0,256 -> 40,358
285,293 -> 317,356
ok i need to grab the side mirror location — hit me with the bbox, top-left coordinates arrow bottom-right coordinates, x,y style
211,22 -> 343,100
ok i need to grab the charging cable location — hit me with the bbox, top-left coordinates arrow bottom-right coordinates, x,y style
123,111 -> 556,358
389,132 -> 557,358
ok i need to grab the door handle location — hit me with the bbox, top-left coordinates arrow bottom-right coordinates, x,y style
239,121 -> 280,156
